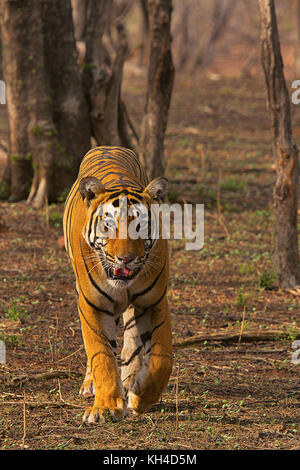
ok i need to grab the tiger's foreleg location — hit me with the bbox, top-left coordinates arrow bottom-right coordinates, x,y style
78,296 -> 125,424
121,306 -> 144,393
127,297 -> 173,414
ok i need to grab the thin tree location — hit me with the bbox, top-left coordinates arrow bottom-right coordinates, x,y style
191,0 -> 237,72
172,1 -> 191,71
140,0 -> 175,179
258,0 -> 300,293
138,0 -> 149,65
0,1 -> 34,201
40,0 -> 91,203
73,0 -> 135,150
295,0 -> 300,75
0,35 -> 2,79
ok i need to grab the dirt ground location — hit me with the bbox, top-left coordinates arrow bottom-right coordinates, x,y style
0,59 -> 300,450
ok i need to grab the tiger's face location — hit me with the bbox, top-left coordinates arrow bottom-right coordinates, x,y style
79,176 -> 168,284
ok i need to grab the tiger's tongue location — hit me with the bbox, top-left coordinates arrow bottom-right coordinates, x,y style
114,267 -> 132,277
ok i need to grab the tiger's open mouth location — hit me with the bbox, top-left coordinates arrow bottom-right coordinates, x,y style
113,266 -> 133,277
101,260 -> 140,281
98,249 -> 141,281
109,265 -> 140,281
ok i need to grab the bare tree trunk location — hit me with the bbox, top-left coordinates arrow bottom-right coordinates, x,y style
1,0 -> 91,207
0,0 -> 35,201
138,0 -> 149,66
0,34 -> 10,198
71,0 -> 89,65
295,0 -> 300,75
41,0 -> 91,201
258,0 -> 300,292
81,0 -> 134,149
140,0 -> 175,179
0,35 -> 2,79
72,0 -> 89,41
174,2 -> 190,71
21,1 -> 59,208
191,0 -> 237,72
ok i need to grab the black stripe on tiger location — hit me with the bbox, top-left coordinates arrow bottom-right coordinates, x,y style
65,192 -> 80,255
79,238 -> 114,304
87,207 -> 98,247
131,257 -> 166,303
120,345 -> 143,367
121,320 -> 167,368
124,284 -> 168,332
143,320 -> 166,354
78,304 -> 112,345
132,285 -> 168,325
74,261 -> 114,317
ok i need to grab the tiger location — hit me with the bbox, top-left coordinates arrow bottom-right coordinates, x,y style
63,146 -> 172,424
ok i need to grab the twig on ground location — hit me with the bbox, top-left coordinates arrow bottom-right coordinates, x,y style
57,378 -> 82,408
284,286 -> 300,296
174,327 -> 300,349
56,346 -> 83,363
9,369 -> 81,386
0,400 -> 82,409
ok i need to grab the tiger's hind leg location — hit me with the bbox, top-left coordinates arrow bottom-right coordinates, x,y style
121,306 -> 144,395
79,359 -> 95,397
127,297 -> 173,415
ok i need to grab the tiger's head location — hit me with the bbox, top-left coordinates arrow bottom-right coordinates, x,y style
79,176 -> 168,284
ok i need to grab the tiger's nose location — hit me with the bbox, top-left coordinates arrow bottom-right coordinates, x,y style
117,255 -> 135,264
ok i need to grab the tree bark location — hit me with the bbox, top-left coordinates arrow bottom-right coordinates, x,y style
71,0 -> 89,41
21,1 -> 59,207
140,0 -> 175,179
191,0 -> 237,72
0,0 -> 91,207
71,0 -> 89,65
295,0 -> 300,75
258,0 -> 300,291
138,0 -> 149,66
0,0 -> 134,205
81,0 -> 134,149
0,0 -> 33,201
41,0 -> 91,201
173,1 -> 190,71
0,34 -> 10,198
0,34 -> 2,79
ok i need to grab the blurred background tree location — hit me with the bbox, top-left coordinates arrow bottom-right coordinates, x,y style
0,0 -> 174,206
0,0 -> 90,206
140,0 -> 174,179
258,0 -> 300,292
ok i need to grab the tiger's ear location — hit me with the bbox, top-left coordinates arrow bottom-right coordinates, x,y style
144,177 -> 169,203
79,177 -> 106,206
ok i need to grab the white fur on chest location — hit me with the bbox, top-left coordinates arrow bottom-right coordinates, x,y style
105,280 -> 130,316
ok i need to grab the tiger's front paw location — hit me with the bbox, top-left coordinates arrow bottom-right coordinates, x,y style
82,397 -> 126,424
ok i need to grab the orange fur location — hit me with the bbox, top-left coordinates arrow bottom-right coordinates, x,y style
63,146 -> 172,423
